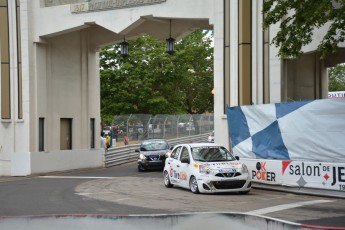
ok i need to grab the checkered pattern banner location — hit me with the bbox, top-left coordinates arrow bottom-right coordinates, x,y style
226,98 -> 345,162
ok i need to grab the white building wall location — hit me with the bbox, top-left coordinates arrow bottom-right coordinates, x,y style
229,0 -> 239,106
253,0 -> 263,105
268,18 -> 282,103
1,0 -> 217,176
213,1 -> 226,148
0,1 -> 31,175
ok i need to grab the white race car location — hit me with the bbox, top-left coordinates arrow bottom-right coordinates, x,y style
163,143 -> 251,194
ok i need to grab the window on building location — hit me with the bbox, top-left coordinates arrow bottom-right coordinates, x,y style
60,118 -> 72,150
39,118 -> 44,151
90,118 -> 95,149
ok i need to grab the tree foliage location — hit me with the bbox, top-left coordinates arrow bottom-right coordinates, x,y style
100,30 -> 214,123
329,64 -> 345,91
263,0 -> 345,59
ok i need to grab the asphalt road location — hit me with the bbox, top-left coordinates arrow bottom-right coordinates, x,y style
0,162 -> 345,228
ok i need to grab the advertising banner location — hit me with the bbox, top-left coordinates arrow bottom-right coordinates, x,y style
241,159 -> 345,192
240,159 -> 283,185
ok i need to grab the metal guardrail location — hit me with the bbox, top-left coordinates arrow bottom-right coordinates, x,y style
104,134 -> 209,167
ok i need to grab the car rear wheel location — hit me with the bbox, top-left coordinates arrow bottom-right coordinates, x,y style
189,176 -> 200,194
163,171 -> 173,188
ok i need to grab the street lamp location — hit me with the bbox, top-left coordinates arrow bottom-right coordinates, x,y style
120,36 -> 129,57
166,19 -> 175,55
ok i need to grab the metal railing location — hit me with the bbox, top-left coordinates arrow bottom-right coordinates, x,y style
104,133 -> 209,167
104,114 -> 214,144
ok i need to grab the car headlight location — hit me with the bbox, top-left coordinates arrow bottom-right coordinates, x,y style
242,163 -> 248,173
165,151 -> 172,158
139,153 -> 146,160
199,165 -> 211,174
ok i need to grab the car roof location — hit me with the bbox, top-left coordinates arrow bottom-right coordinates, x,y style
177,143 -> 222,148
142,139 -> 168,143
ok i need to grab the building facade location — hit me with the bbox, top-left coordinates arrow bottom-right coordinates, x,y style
0,0 -> 344,176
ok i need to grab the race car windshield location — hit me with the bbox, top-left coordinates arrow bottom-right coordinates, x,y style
140,141 -> 169,151
191,146 -> 236,162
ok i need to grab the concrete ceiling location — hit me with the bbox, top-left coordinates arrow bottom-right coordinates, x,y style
120,16 -> 213,41
46,16 -> 213,48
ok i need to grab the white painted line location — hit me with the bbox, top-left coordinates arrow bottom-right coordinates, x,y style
39,176 -> 117,179
114,198 -> 131,202
76,192 -> 131,202
76,192 -> 115,195
245,199 -> 333,215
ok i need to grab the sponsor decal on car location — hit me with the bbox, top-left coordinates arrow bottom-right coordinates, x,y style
180,172 -> 187,180
149,155 -> 159,160
211,162 -> 240,166
218,168 -> 235,173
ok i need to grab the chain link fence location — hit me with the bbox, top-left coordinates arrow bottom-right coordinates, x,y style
104,114 -> 213,145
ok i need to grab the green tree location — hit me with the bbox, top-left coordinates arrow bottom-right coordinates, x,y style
329,64 -> 345,91
174,30 -> 214,114
263,0 -> 345,59
100,30 -> 214,123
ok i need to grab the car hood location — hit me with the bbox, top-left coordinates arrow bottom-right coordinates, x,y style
140,150 -> 168,156
197,161 -> 242,170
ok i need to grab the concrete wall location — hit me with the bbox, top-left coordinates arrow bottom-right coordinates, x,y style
1,0 -> 215,176
213,0 -> 226,148
11,149 -> 104,176
285,53 -> 320,101
0,213 -> 306,230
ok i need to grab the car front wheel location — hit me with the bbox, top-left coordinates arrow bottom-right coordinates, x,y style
239,190 -> 250,195
189,176 -> 200,194
163,171 -> 173,188
138,165 -> 144,172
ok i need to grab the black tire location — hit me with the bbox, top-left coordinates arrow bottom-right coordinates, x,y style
189,176 -> 200,194
138,165 -> 144,172
163,171 -> 173,188
239,190 -> 250,195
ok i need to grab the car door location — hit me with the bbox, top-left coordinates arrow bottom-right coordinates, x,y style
166,146 -> 182,185
177,146 -> 191,188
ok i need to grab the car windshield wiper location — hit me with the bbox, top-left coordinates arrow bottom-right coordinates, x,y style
194,159 -> 206,162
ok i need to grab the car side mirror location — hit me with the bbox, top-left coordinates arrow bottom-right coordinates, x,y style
181,157 -> 190,164
235,156 -> 239,160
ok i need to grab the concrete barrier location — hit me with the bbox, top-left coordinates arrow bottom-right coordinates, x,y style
0,212 -> 334,230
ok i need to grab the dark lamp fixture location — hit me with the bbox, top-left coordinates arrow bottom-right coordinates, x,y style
120,36 -> 129,57
166,19 -> 175,55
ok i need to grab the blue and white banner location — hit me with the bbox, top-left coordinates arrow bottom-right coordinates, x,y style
226,98 -> 345,163
328,91 -> 345,98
